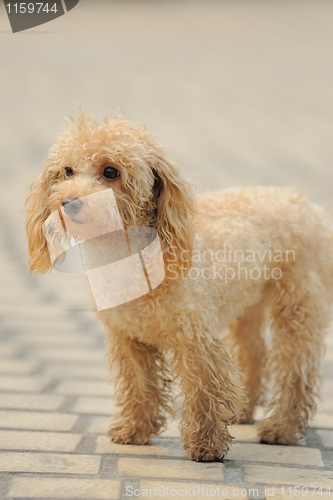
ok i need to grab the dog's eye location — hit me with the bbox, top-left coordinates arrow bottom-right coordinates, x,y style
65,167 -> 74,178
103,166 -> 119,180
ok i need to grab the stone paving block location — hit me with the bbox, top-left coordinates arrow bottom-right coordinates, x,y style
43,364 -> 107,379
0,304 -> 68,316
226,443 -> 324,467
318,391 -> 333,411
2,317 -> 75,331
8,477 -> 121,499
16,333 -> 94,345
139,482 -> 248,500
88,418 -> 181,437
316,430 -> 333,448
160,420 -> 181,439
311,413 -> 333,429
0,305 -> 62,316
55,380 -> 114,397
72,397 -> 117,415
0,375 -> 49,392
0,346 -> 17,356
326,336 -> 333,347
0,452 -> 101,474
229,425 -> 258,443
0,359 -> 38,374
88,416 -> 110,434
96,436 -> 187,458
0,393 -> 65,411
118,457 -> 224,481
0,410 -> 77,431
0,430 -> 81,451
30,348 -> 104,362
243,465 -> 333,488
319,401 -> 333,412
2,319 -> 78,332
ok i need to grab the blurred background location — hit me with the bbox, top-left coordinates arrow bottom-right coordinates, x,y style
0,0 -> 332,449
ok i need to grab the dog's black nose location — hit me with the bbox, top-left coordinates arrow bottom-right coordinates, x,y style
62,197 -> 83,216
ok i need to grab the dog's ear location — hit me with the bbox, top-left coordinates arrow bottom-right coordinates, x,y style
24,168 -> 53,274
152,156 -> 196,277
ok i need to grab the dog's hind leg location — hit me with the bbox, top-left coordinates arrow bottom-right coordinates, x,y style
258,270 -> 331,444
106,332 -> 171,445
229,300 -> 268,423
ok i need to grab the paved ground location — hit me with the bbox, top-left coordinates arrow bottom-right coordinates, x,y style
0,0 -> 333,498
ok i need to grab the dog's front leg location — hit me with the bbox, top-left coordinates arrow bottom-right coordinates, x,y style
106,332 -> 171,445
167,327 -> 246,461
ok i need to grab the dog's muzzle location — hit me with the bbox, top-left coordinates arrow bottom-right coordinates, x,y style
62,197 -> 83,216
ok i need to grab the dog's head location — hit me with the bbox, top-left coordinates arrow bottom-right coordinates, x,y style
25,112 -> 195,278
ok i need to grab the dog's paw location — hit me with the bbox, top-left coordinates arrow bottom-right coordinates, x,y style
258,419 -> 302,445
190,448 -> 225,462
186,440 -> 229,462
108,422 -> 151,445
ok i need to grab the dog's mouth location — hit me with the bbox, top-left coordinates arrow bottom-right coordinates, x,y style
71,217 -> 85,225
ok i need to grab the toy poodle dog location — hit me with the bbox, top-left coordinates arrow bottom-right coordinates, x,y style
25,112 -> 333,461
